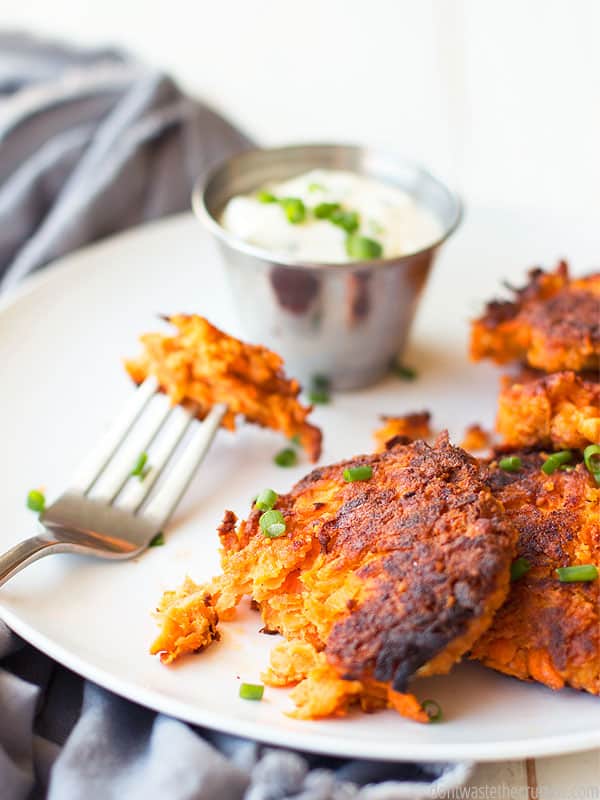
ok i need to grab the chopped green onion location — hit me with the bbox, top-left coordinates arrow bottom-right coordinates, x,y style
499,456 -> 522,473
308,374 -> 330,405
314,202 -> 341,219
583,444 -> 600,485
392,363 -> 417,380
542,450 -> 573,475
289,434 -> 302,446
510,557 -> 531,581
330,209 -> 359,234
309,390 -> 330,404
149,532 -> 165,547
239,682 -> 264,700
308,182 -> 325,192
346,233 -> 383,260
257,190 -> 277,203
556,564 -> 598,583
422,699 -> 443,722
343,465 -> 373,482
274,448 -> 298,468
560,465 -> 575,472
264,522 -> 286,538
279,197 -> 306,224
255,488 -> 278,511
259,509 -> 286,538
26,489 -> 46,513
131,451 -> 148,478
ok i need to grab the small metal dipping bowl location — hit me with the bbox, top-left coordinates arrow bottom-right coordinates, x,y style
192,144 -> 462,390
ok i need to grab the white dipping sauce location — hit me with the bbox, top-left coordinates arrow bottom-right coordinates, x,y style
220,169 -> 442,263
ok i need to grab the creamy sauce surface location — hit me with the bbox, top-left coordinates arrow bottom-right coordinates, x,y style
220,169 -> 442,263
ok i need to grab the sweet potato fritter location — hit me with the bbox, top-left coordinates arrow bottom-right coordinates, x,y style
152,434 -> 517,721
125,314 -> 321,461
497,371 -> 600,450
470,262 -> 600,372
471,451 -> 600,695
373,411 -> 432,452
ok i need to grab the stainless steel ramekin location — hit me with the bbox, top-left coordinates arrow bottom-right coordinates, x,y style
192,144 -> 462,390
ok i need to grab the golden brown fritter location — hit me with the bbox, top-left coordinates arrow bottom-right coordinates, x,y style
152,434 -> 517,721
471,451 -> 600,695
373,411 -> 432,452
497,370 -> 600,450
125,314 -> 322,461
470,262 -> 600,372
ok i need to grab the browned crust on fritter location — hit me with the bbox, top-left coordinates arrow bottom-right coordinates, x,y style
373,411 -> 432,452
320,436 -> 516,690
214,433 -> 516,695
470,262 -> 600,372
125,314 -> 322,461
471,451 -> 600,695
496,370 -> 600,450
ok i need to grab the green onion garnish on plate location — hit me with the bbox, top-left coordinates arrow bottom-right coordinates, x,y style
274,448 -> 297,468
343,465 -> 373,482
239,682 -> 264,700
308,374 -> 330,405
392,363 -> 417,381
583,444 -> 600,485
345,233 -> 383,260
259,509 -> 286,538
499,456 -> 522,473
149,532 -> 165,547
255,489 -> 278,511
541,450 -> 573,475
308,182 -> 325,192
131,451 -> 148,479
510,557 -> 531,581
26,489 -> 46,513
422,699 -> 443,722
556,564 -> 598,583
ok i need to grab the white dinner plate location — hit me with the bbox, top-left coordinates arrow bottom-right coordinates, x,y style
0,208 -> 598,763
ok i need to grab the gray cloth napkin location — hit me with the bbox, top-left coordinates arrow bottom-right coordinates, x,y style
0,34 -> 474,799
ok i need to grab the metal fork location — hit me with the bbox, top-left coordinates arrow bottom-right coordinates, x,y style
0,377 -> 226,587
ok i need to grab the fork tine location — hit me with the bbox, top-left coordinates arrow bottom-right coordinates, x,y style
143,403 -> 226,527
89,392 -> 175,503
118,404 -> 195,513
70,377 -> 158,493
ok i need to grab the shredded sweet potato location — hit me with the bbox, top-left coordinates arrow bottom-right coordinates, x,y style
125,314 -> 322,461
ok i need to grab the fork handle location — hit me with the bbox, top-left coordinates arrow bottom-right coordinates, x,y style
0,532 -> 66,588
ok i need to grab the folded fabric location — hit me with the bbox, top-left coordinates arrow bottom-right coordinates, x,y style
0,32 -> 252,292
0,33 -> 474,799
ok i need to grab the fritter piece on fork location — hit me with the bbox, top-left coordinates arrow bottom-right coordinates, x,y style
125,314 -> 322,461
152,433 -> 517,721
470,262 -> 600,372
496,370 -> 600,450
470,450 -> 600,695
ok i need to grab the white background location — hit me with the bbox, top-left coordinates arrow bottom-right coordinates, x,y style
4,0 -> 600,218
